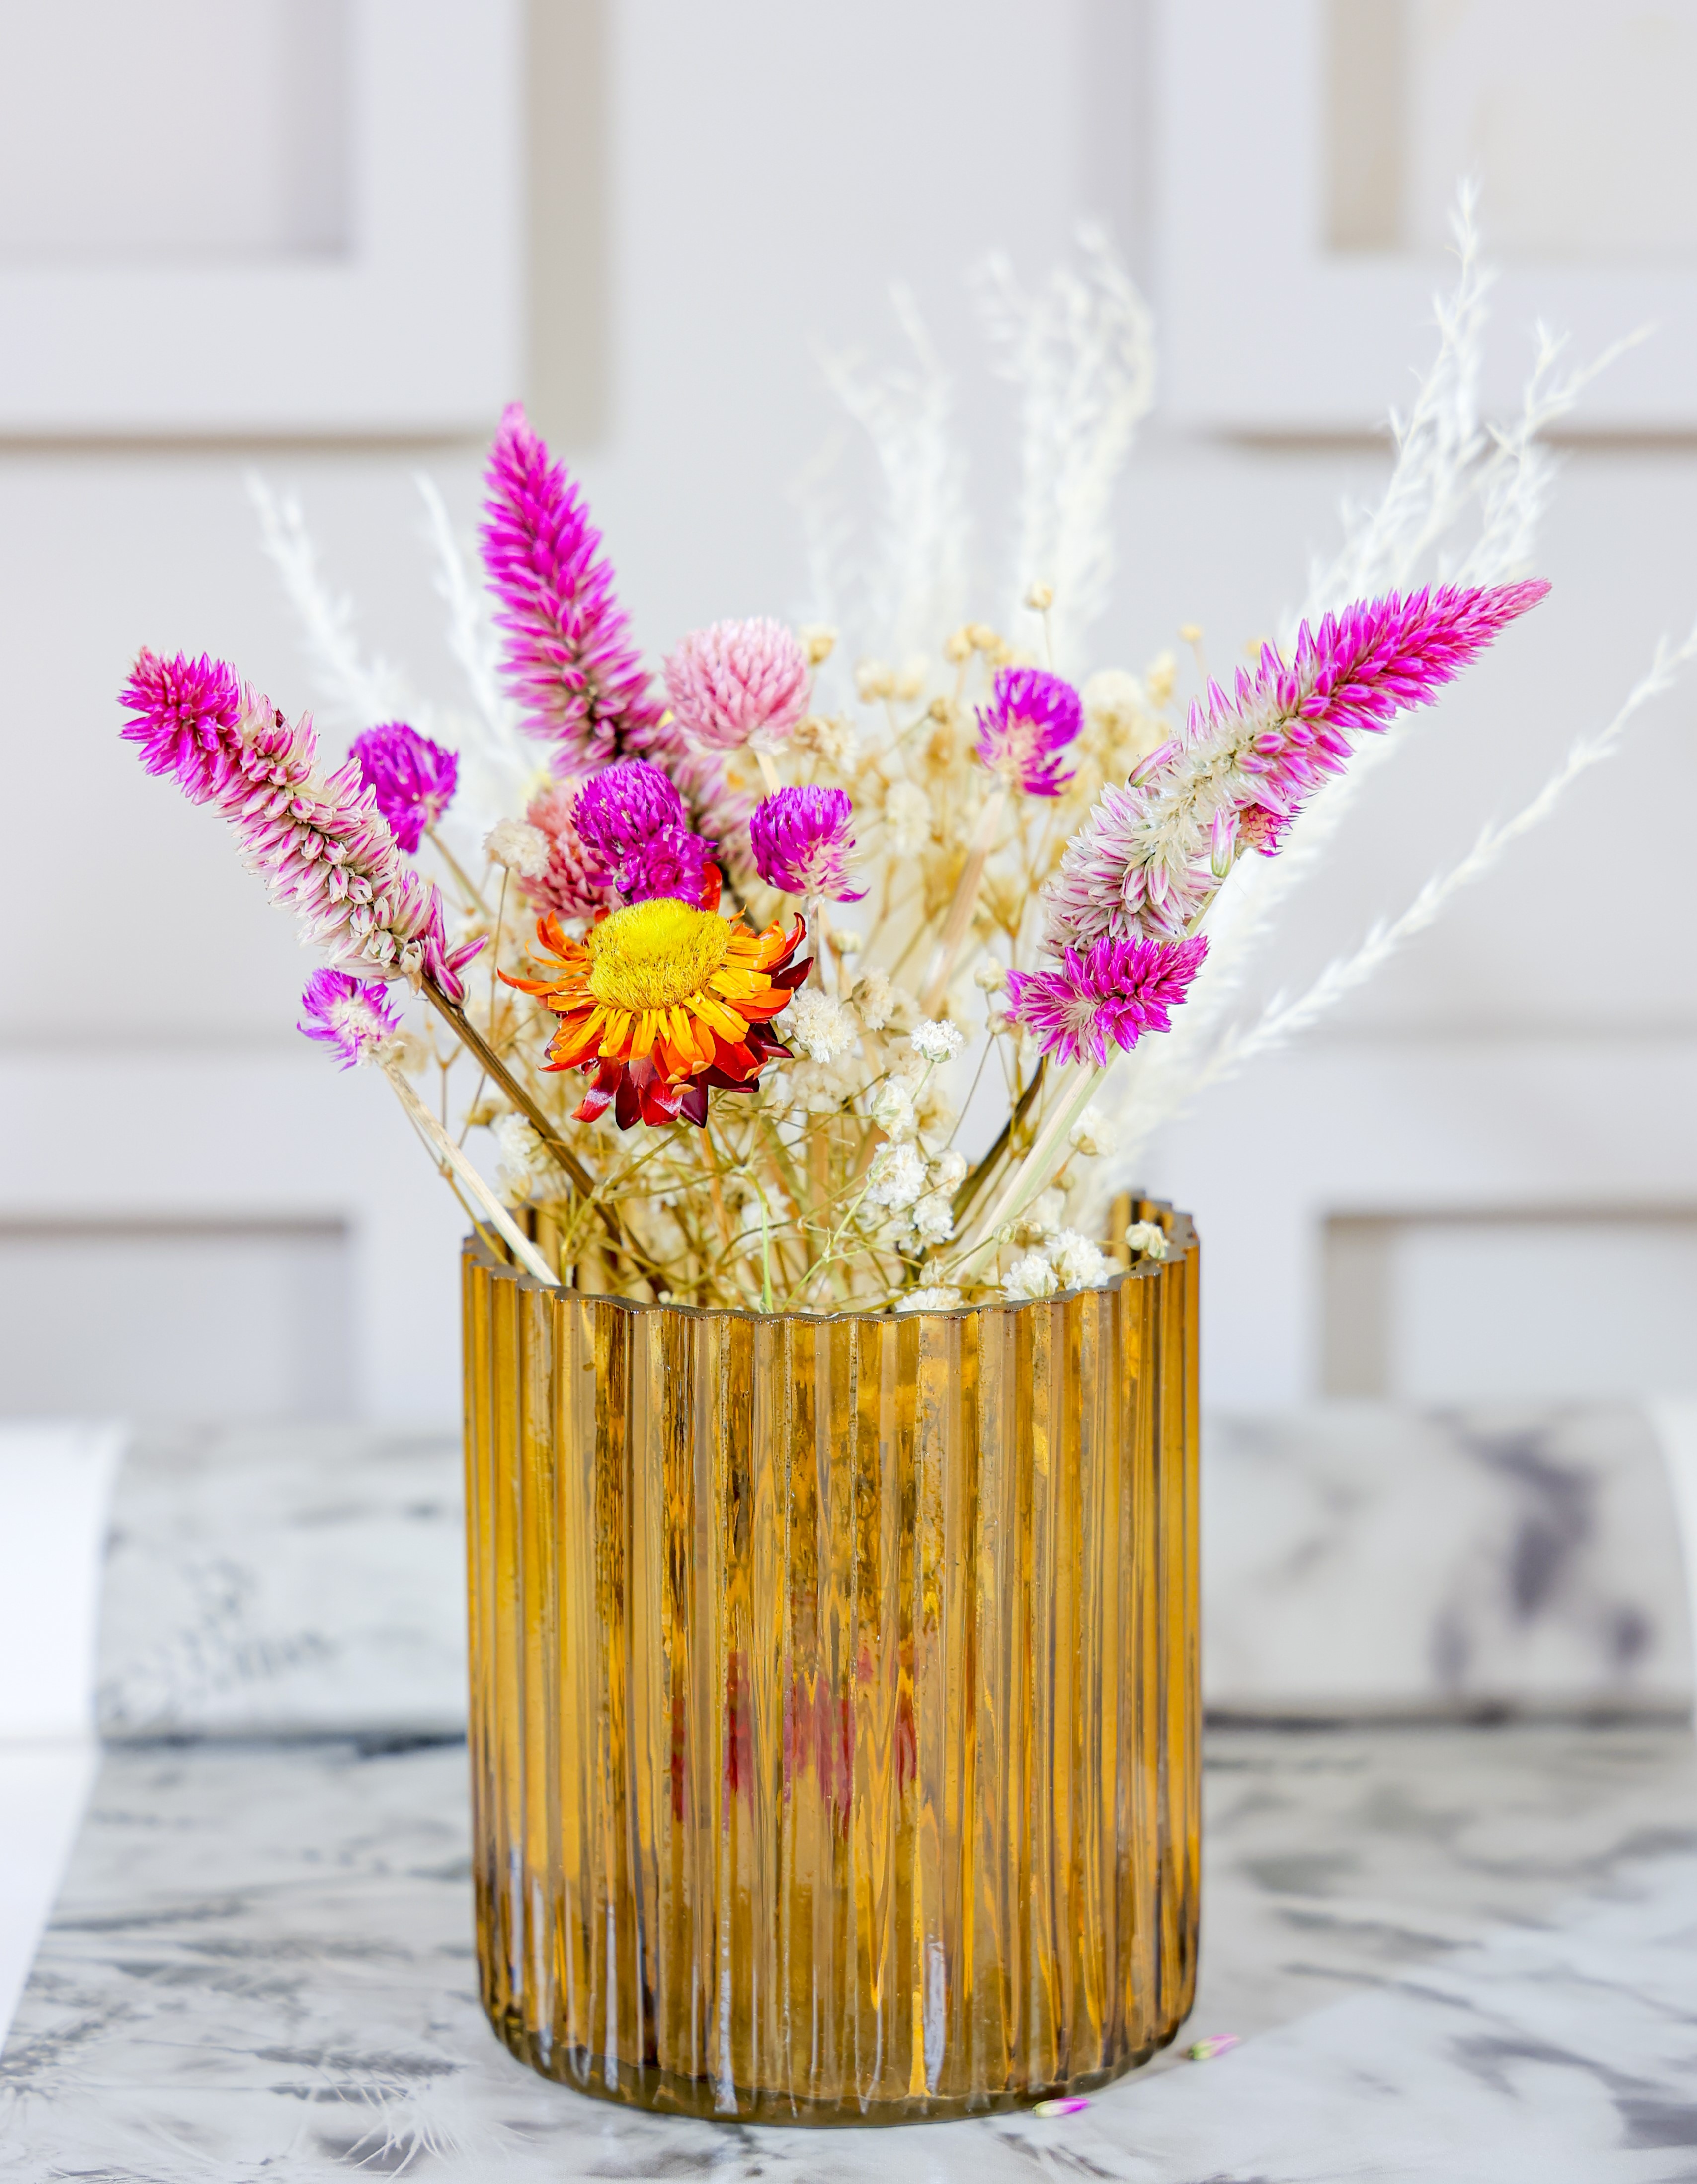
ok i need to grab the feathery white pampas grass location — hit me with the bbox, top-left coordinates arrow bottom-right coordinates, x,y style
1092,195 -> 1644,1200
414,473 -> 538,845
1086,624 -> 1697,1189
975,222 -> 1155,674
815,290 -> 970,674
247,473 -> 416,736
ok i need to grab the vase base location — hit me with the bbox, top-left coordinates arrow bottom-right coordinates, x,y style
483,2002 -> 1189,2127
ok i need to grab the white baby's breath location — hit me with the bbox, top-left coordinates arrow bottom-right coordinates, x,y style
870,1079 -> 916,1140
929,1147 -> 968,1191
909,1018 -> 963,1064
1002,1250 -> 1059,1301
910,1190 -> 956,1246
785,989 -> 858,1064
1125,1220 -> 1170,1260
897,1284 -> 964,1312
1068,1104 -> 1117,1160
484,818 -> 551,878
1050,1230 -> 1113,1291
866,1140 -> 927,1210
883,779 -> 931,855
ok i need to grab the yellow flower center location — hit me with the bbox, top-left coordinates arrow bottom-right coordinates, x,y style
586,898 -> 731,1011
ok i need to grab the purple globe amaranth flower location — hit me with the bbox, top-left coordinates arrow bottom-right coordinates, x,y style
297,968 -> 402,1068
117,647 -> 479,1004
348,721 -> 459,855
749,785 -> 866,902
480,403 -> 668,772
572,760 -> 718,905
520,779 -> 613,923
1044,579 -> 1549,949
1007,933 -> 1208,1068
974,666 -> 1084,796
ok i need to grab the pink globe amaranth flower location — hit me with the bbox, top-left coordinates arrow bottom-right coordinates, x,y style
480,403 -> 668,771
119,650 -> 244,801
749,785 -> 866,902
348,721 -> 458,855
297,968 -> 401,1068
974,666 -> 1084,796
1044,579 -> 1549,948
572,760 -> 718,906
1007,933 -> 1209,1067
662,618 -> 810,754
521,779 -> 613,923
117,647 -> 478,1004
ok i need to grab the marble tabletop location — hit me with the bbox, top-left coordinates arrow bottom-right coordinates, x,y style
3,1719 -> 1695,2182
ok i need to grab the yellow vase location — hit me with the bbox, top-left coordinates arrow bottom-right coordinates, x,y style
461,1200 -> 1200,2124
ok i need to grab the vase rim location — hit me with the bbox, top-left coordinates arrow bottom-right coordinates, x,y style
466,1198 -> 1195,1325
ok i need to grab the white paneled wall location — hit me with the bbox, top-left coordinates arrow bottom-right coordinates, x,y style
3,0 -> 1695,1418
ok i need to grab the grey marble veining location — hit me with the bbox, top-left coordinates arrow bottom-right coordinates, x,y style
3,1722 -> 1694,2180
97,1425 -> 466,1742
93,1404 -> 1697,1745
1205,1401 -> 1695,1717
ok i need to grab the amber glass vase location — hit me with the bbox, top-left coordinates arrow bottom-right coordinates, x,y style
461,1200 -> 1200,2125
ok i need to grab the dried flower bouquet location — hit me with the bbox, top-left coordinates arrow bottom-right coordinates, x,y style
119,212 -> 1684,1315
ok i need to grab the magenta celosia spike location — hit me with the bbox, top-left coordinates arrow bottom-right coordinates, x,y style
1042,577 -> 1549,954
118,648 -> 473,1004
480,403 -> 667,772
119,649 -> 245,802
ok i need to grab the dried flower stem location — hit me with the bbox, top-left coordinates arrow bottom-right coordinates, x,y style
420,980 -> 585,1181
921,783 -> 1006,1012
427,825 -> 487,913
382,1060 -> 559,1285
951,1060 -> 1103,1282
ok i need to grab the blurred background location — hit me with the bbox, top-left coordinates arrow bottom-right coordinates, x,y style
4,0 -> 1697,1427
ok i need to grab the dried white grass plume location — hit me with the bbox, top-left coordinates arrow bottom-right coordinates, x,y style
246,472 -> 415,735
415,472 -> 539,841
1089,623 -> 1697,1190
815,290 -> 970,673
415,473 -> 516,746
1095,189 -> 1649,1201
974,222 -> 1155,674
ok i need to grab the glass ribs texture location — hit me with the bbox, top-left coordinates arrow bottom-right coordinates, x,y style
461,1202 -> 1199,2123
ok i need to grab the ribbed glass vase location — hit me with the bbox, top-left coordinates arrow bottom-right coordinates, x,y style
461,1200 -> 1200,2125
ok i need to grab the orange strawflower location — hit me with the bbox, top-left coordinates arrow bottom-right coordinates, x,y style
504,890 -> 809,1129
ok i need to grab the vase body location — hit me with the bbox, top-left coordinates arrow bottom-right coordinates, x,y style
461,1203 -> 1200,2125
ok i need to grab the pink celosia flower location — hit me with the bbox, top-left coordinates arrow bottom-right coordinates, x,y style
662,618 -> 810,753
119,649 -> 480,1003
349,721 -> 458,854
1044,579 -> 1549,948
974,667 -> 1084,796
297,968 -> 401,1068
572,760 -> 718,905
1006,933 -> 1209,1067
518,782 -> 612,923
480,403 -> 668,771
749,786 -> 865,901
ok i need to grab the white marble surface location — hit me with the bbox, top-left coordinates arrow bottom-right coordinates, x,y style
87,1406 -> 1697,1747
0,1423 -> 123,1741
1204,1402 -> 1695,1717
95,1425 -> 466,1742
2,1723 -> 1694,2180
